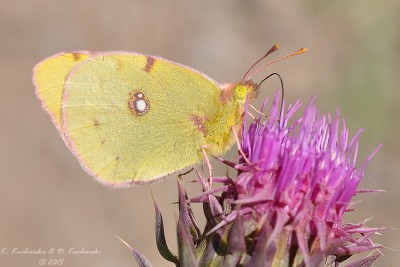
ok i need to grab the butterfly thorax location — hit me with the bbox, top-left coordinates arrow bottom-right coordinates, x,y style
201,81 -> 258,157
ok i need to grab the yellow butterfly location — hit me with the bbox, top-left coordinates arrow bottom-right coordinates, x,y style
33,45 -> 306,187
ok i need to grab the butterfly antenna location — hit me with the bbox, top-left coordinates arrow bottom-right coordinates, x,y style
241,44 -> 279,83
258,73 -> 284,119
245,47 -> 307,82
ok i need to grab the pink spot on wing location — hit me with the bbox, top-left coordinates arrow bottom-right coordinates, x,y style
144,56 -> 155,73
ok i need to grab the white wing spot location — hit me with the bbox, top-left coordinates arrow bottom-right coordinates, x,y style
135,99 -> 147,112
128,91 -> 150,116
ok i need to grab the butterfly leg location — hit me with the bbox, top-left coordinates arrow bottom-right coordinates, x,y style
202,145 -> 213,188
231,126 -> 252,166
249,103 -> 281,125
239,102 -> 267,125
249,104 -> 269,119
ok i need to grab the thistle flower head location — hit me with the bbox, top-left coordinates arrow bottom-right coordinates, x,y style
207,93 -> 384,266
124,93 -> 385,267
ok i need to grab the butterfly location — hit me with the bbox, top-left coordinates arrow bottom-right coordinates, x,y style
33,45 -> 306,187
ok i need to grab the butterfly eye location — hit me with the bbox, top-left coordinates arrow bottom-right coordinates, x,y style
233,85 -> 247,101
128,91 -> 149,116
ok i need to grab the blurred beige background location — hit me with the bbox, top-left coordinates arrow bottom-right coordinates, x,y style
1,0 -> 399,266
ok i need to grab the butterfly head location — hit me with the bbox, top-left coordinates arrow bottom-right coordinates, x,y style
220,80 -> 258,104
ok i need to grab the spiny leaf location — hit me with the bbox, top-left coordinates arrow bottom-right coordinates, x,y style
153,199 -> 179,266
245,224 -> 275,267
227,214 -> 246,253
185,190 -> 201,241
223,215 -> 246,267
115,235 -> 153,267
208,194 -> 225,224
197,232 -> 225,267
177,178 -> 197,266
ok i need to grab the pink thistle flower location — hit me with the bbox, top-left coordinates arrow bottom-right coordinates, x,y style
210,93 -> 385,266
122,93 -> 385,267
